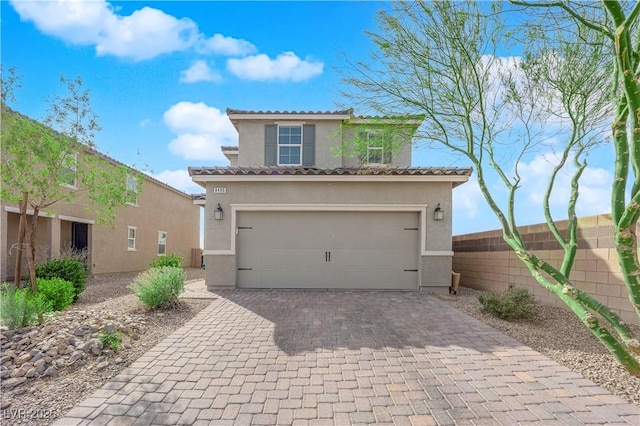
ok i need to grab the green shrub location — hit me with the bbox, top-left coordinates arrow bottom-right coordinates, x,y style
128,266 -> 184,309
100,330 -> 122,351
38,278 -> 75,311
35,258 -> 87,302
0,283 -> 52,329
150,253 -> 184,269
478,285 -> 538,321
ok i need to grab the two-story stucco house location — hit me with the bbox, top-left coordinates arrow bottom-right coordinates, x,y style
189,108 -> 471,291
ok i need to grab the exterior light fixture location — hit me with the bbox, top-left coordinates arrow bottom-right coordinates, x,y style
214,203 -> 224,220
434,203 -> 444,221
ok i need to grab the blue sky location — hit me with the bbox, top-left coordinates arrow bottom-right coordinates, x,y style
2,1 -> 615,236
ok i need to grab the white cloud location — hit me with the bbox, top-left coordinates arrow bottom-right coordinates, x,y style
227,52 -> 323,82
10,0 -> 198,61
148,169 -> 202,194
96,7 -> 198,60
518,153 -> 611,217
180,60 -> 222,83
196,33 -> 256,56
453,178 -> 484,219
163,102 -> 237,161
10,0 -> 113,45
139,119 -> 153,128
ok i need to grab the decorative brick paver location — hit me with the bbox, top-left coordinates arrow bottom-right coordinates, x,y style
55,289 -> 640,425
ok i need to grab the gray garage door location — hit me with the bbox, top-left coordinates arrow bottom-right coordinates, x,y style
236,211 -> 419,289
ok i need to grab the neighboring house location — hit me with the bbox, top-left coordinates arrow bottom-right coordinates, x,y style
189,108 -> 472,290
1,149 -> 201,281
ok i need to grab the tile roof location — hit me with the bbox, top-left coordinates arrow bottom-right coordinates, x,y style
191,193 -> 206,201
226,108 -> 354,116
221,146 -> 239,151
4,107 -> 193,199
188,166 -> 472,177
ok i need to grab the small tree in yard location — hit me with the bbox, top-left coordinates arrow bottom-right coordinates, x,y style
343,1 -> 640,375
1,68 -> 143,293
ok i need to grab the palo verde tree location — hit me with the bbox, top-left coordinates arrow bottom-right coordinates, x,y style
1,69 -> 142,292
343,1 -> 640,375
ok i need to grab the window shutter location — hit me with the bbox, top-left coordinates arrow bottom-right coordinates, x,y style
302,124 -> 315,166
265,124 -> 277,166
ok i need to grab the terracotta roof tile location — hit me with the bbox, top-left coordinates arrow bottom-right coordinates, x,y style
226,108 -> 353,116
188,166 -> 472,177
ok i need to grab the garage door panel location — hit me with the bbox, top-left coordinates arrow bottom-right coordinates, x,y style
237,211 -> 419,289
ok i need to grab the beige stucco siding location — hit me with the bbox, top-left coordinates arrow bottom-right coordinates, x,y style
340,127 -> 412,168
202,179 -> 453,289
237,120 -> 344,168
1,178 -> 200,279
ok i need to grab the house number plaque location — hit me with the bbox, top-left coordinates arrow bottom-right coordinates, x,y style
213,187 -> 227,194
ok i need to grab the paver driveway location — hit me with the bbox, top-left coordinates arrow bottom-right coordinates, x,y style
57,290 -> 639,425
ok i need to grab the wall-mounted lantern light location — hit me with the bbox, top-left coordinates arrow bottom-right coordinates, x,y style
434,203 -> 444,221
214,203 -> 224,220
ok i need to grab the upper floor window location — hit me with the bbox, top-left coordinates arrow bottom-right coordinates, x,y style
361,132 -> 392,166
60,151 -> 78,188
278,125 -> 302,165
126,175 -> 138,206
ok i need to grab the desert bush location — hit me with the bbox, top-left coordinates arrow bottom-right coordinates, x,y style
35,258 -> 87,302
150,253 -> 183,269
38,278 -> 75,311
100,330 -> 122,351
478,285 -> 538,321
0,283 -> 52,329
128,266 -> 184,309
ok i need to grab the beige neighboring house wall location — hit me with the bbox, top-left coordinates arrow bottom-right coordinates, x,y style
452,214 -> 639,326
1,165 -> 200,281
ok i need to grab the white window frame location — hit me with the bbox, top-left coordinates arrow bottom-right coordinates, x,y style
127,226 -> 137,251
158,231 -> 167,255
126,175 -> 139,206
60,151 -> 78,188
364,132 -> 387,166
277,125 -> 303,166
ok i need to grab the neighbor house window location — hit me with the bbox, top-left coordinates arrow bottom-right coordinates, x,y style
126,175 -> 138,206
158,231 -> 167,255
128,226 -> 137,251
60,151 -> 78,188
278,125 -> 302,165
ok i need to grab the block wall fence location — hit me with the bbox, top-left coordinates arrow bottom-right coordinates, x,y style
452,214 -> 639,326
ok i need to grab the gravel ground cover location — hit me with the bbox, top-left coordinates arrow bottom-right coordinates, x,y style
433,287 -> 640,406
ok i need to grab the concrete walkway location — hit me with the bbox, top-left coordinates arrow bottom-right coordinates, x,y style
56,290 -> 639,425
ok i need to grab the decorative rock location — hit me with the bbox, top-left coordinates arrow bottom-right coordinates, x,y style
67,351 -> 85,365
114,357 -> 124,364
43,366 -> 58,378
73,328 -> 85,337
15,353 -> 31,366
95,361 -> 109,371
11,367 -> 29,378
25,368 -> 38,378
103,323 -> 117,334
2,377 -> 27,388
0,369 -> 12,379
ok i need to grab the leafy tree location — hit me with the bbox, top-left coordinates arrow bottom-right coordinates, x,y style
1,70 -> 143,292
343,1 -> 640,375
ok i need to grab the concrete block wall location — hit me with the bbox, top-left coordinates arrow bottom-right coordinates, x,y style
452,214 -> 639,326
